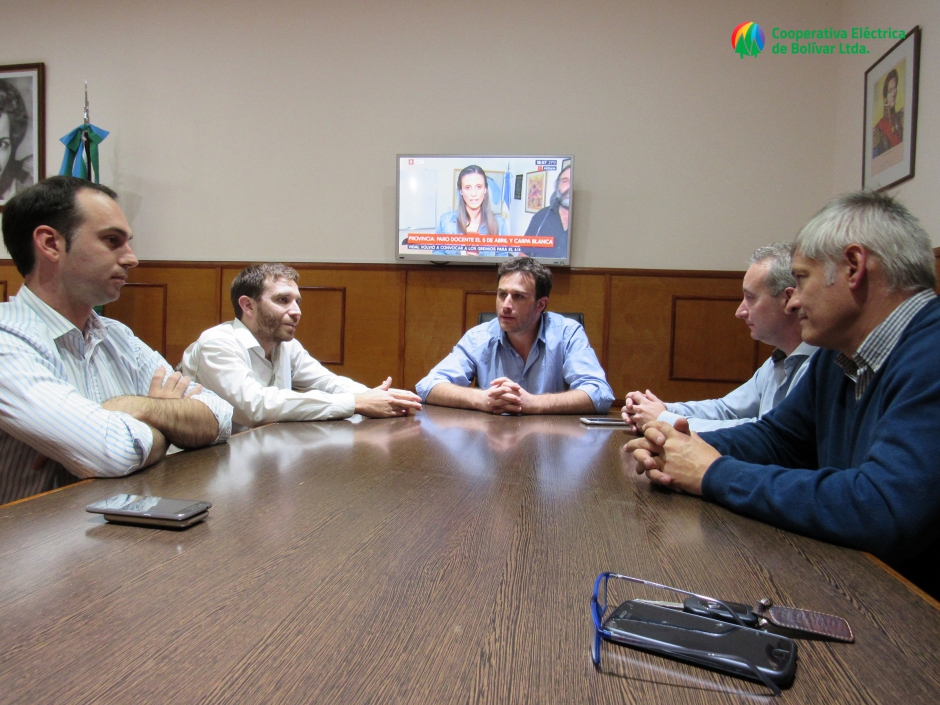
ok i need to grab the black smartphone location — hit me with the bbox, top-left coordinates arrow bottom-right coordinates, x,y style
603,600 -> 797,687
86,494 -> 212,529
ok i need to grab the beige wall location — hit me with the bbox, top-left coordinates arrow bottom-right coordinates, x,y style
4,0 -> 901,270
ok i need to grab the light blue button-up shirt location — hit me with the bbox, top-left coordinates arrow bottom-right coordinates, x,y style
659,342 -> 818,432
415,312 -> 614,413
0,285 -> 233,504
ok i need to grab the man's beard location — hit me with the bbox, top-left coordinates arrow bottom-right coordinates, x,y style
257,307 -> 293,342
554,188 -> 570,209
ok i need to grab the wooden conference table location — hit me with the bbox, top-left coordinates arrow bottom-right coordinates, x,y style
1,407 -> 939,703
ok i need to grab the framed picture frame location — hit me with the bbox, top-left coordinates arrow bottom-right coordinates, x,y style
863,27 -> 919,191
525,171 -> 546,213
0,63 -> 44,211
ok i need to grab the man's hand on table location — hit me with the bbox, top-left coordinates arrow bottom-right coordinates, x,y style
355,377 -> 423,418
623,417 -> 721,495
621,389 -> 667,434
480,377 -> 532,415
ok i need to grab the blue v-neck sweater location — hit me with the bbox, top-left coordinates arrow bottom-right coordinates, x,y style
701,297 -> 940,565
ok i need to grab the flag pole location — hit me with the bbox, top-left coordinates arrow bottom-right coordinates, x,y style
82,81 -> 92,181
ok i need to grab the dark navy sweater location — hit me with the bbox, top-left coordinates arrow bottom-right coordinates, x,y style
701,297 -> 940,569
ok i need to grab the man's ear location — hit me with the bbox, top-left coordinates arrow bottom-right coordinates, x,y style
536,296 -> 548,314
844,244 -> 868,290
32,226 -> 65,265
782,286 -> 795,303
238,295 -> 256,320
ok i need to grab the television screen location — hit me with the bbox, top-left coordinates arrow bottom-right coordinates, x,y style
397,155 -> 573,266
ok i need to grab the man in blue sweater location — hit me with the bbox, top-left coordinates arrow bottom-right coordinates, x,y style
626,191 -> 940,596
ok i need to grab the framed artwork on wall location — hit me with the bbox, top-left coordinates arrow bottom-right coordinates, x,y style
525,170 -> 546,213
0,63 -> 44,211
863,27 -> 919,191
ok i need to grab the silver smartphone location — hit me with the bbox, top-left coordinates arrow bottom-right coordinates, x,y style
86,494 -> 212,529
580,417 -> 628,427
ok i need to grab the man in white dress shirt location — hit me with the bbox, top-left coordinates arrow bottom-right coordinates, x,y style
182,263 -> 421,432
0,176 -> 233,504
622,243 -> 817,433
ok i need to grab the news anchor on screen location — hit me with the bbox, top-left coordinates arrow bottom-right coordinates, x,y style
437,165 -> 508,236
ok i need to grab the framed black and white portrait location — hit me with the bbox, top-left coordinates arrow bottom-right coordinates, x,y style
0,63 -> 44,210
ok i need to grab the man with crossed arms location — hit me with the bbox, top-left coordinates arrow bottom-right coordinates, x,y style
0,177 -> 232,504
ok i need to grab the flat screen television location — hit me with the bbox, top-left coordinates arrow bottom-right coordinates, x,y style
397,154 -> 573,266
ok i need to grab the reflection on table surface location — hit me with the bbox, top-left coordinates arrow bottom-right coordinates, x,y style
1,406 -> 939,704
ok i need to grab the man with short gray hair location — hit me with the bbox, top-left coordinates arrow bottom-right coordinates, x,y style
626,191 -> 940,596
623,243 -> 817,432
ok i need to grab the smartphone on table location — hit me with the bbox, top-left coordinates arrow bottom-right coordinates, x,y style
580,417 -> 628,427
86,494 -> 212,529
602,600 -> 797,689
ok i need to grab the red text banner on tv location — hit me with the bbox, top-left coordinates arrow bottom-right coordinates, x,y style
407,234 -> 555,248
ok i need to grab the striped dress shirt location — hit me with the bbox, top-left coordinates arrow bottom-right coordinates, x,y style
0,286 -> 232,505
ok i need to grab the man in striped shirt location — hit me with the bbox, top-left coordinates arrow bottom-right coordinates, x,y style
0,176 -> 233,504
626,191 -> 940,596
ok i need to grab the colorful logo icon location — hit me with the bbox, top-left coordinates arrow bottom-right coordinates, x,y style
732,22 -> 765,58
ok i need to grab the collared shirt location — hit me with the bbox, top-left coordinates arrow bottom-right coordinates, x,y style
659,342 -> 818,432
0,286 -> 232,505
836,289 -> 937,399
415,312 -> 615,413
181,319 -> 369,432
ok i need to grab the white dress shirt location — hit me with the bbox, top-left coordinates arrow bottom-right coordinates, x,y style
181,319 -> 369,432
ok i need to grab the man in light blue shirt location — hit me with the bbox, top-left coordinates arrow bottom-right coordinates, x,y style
0,177 -> 232,504
622,243 -> 816,433
416,257 -> 614,414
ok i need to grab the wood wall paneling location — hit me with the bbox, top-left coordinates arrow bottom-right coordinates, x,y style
463,290 -> 496,331
670,296 -> 757,383
606,274 -> 762,402
296,287 -> 345,365
102,283 -> 168,357
0,281 -> 6,303
0,265 -> 23,301
120,266 -> 222,366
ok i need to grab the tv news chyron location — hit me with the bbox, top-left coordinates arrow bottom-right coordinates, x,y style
396,154 -> 573,266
